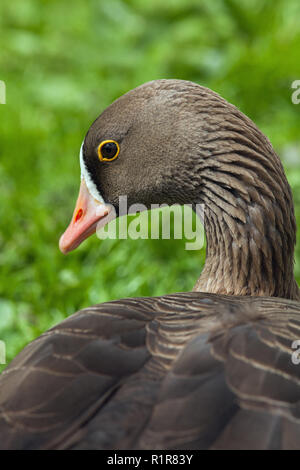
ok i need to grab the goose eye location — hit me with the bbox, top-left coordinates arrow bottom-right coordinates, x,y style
97,140 -> 120,162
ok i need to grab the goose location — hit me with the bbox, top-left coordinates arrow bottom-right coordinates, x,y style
1,79 -> 300,450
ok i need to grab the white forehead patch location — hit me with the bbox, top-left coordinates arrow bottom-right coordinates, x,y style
79,141 -> 104,203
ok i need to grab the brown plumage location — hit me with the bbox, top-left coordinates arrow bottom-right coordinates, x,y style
0,80 -> 299,449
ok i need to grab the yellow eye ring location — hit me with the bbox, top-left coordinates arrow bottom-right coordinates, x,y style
97,140 -> 120,162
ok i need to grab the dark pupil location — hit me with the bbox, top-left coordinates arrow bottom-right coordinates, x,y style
101,142 -> 117,158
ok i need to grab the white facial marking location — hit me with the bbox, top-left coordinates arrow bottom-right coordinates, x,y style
79,141 -> 104,203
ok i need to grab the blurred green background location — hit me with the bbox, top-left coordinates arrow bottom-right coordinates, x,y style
0,0 -> 300,370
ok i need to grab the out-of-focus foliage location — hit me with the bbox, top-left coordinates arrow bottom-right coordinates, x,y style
0,0 -> 300,369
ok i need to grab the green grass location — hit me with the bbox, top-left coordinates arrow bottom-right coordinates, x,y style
0,0 -> 300,370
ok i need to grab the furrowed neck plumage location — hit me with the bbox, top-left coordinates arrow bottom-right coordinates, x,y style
191,110 -> 300,300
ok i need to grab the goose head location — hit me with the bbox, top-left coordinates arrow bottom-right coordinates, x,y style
59,79 -> 299,301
